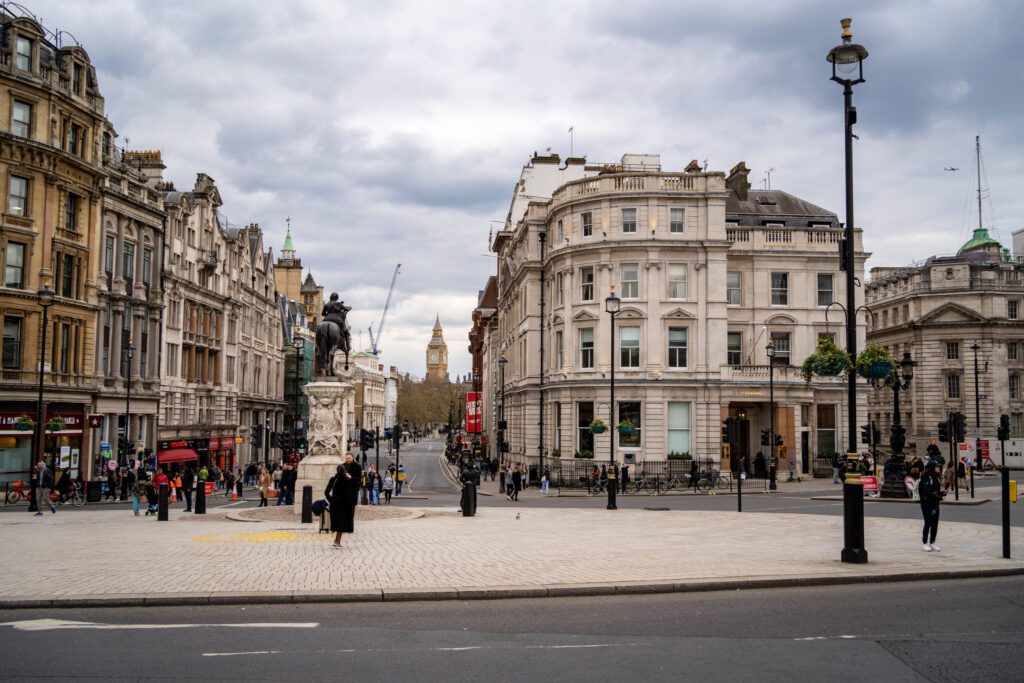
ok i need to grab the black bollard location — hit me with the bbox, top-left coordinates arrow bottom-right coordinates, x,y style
461,481 -> 475,516
738,470 -> 743,513
301,485 -> 313,524
195,480 -> 206,515
158,483 -> 169,521
1002,467 -> 1011,559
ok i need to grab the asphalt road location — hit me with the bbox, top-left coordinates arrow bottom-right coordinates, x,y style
1,576 -> 1021,681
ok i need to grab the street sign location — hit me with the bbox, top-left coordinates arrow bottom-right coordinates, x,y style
861,475 -> 879,492
466,392 -> 481,433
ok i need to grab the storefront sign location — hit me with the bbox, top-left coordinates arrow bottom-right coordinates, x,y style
209,438 -> 221,450
466,392 -> 481,433
0,411 -> 83,432
159,439 -> 196,451
88,415 -> 103,429
861,475 -> 879,491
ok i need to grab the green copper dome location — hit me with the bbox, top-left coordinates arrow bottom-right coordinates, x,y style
282,227 -> 295,252
957,227 -> 1001,255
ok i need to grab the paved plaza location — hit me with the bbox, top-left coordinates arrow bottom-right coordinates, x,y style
2,502 -> 1022,608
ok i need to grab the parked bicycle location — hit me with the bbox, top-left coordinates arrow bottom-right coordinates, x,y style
4,480 -> 29,504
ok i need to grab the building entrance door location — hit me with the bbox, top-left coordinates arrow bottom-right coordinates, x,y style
801,432 -> 810,474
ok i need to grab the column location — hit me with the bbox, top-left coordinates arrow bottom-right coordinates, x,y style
110,306 -> 123,377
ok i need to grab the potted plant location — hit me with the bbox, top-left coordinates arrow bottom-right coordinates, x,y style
589,419 -> 607,434
800,337 -> 852,383
14,415 -> 34,431
617,418 -> 636,436
668,451 -> 692,461
856,345 -> 896,380
45,416 -> 65,433
574,449 -> 594,459
551,448 -> 561,459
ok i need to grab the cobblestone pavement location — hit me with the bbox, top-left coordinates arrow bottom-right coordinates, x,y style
2,505 -> 1022,603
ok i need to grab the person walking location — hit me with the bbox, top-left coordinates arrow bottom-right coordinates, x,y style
144,470 -> 159,515
368,466 -> 381,505
926,439 -> 943,465
182,465 -> 195,512
382,468 -> 395,504
256,465 -> 268,507
105,467 -> 118,502
619,464 -> 628,495
942,460 -> 956,493
919,459 -> 945,551
131,472 -> 148,516
957,457 -> 970,493
223,468 -> 234,498
499,465 -> 507,497
542,466 -> 550,495
505,465 -> 515,500
511,464 -> 522,501
396,466 -> 406,496
173,472 -> 183,502
33,461 -> 56,516
327,455 -> 362,549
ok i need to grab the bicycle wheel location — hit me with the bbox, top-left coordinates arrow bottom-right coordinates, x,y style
716,474 -> 730,490
5,489 -> 22,505
696,478 -> 711,494
72,491 -> 85,507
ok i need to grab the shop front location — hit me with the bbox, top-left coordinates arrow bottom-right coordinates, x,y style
0,405 -> 85,482
157,439 -> 200,472
157,436 -> 235,473
208,438 -> 235,473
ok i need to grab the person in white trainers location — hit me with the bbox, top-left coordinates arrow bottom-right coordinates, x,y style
918,459 -> 945,551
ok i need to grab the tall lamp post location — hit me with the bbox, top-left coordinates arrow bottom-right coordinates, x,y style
604,290 -> 620,511
828,17 -> 869,564
970,343 -> 987,470
498,356 -> 508,469
34,286 -> 55,470
881,352 -> 915,498
124,337 -> 134,465
766,342 -> 778,491
292,335 -> 304,459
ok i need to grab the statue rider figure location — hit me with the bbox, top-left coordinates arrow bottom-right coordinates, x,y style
322,293 -> 352,349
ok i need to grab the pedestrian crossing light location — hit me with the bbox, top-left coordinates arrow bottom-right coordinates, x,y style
937,421 -> 950,443
998,414 -> 1011,441
774,433 -> 784,447
760,428 -> 771,447
860,425 -> 871,444
952,412 -> 967,443
250,424 -> 262,448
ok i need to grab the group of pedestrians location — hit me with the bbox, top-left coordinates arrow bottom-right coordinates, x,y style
360,464 -> 400,504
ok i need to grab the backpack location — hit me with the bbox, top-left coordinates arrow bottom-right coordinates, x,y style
311,499 -> 329,516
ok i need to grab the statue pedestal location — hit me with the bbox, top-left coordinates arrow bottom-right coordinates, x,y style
294,378 -> 354,514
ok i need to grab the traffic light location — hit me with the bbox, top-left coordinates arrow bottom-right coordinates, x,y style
873,425 -> 881,445
359,429 -> 372,451
952,412 -> 967,443
938,421 -> 949,443
722,418 -> 738,443
280,433 -> 292,451
250,424 -> 262,448
270,431 -> 280,449
998,414 -> 1011,441
773,433 -> 784,447
760,428 -> 770,447
117,436 -> 128,456
297,435 -> 307,451
722,421 -> 730,443
860,425 -> 870,444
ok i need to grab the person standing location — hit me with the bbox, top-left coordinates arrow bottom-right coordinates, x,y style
119,465 -> 129,501
926,439 -> 942,464
396,466 -> 406,496
327,455 -> 362,548
511,464 -> 522,501
619,464 -> 629,495
33,461 -> 56,516
499,465 -> 507,497
957,457 -> 969,493
223,469 -> 234,498
382,467 -> 395,504
105,467 -> 118,501
919,459 -> 945,551
131,472 -> 148,516
542,466 -> 551,495
182,465 -> 195,512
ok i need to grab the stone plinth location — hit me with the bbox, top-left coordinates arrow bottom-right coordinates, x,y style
294,378 -> 354,514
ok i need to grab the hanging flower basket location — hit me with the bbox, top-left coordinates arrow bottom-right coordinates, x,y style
617,418 -> 636,436
589,420 -> 607,434
856,345 -> 896,380
14,415 -> 34,431
800,338 -> 852,383
45,416 -> 66,433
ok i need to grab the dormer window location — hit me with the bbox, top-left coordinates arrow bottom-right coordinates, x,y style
15,37 -> 32,71
72,63 -> 84,95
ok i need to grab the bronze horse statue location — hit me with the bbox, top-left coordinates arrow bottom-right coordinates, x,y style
315,319 -> 350,376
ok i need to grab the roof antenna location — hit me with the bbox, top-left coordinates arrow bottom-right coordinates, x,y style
764,167 -> 774,190
569,126 -> 574,157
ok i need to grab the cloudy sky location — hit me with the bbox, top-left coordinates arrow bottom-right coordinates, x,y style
27,0 -> 1023,378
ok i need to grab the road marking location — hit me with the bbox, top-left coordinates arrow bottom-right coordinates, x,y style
203,650 -> 282,657
528,643 -> 637,650
794,635 -> 859,641
1,619 -> 319,632
436,646 -> 482,651
192,530 -> 321,544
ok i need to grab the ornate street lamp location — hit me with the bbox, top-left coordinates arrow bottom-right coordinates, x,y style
498,356 -> 508,470
604,290 -> 620,511
124,337 -> 134,465
34,286 -> 55,473
766,341 -> 778,491
828,17 -> 869,564
881,352 -> 915,498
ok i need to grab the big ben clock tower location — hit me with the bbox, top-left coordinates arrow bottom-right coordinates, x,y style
426,314 -> 449,381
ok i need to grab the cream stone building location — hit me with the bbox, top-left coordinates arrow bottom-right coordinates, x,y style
866,228 -> 1024,458
352,351 -> 386,435
273,224 -> 323,330
486,153 -> 869,475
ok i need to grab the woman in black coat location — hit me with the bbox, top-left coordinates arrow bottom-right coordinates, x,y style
327,454 -> 362,548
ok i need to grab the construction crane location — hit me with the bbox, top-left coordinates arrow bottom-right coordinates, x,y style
368,263 -> 401,356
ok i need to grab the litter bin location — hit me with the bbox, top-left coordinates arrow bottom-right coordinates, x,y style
86,481 -> 102,503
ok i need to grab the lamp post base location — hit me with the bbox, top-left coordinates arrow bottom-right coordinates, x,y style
880,456 -> 909,499
607,468 -> 617,510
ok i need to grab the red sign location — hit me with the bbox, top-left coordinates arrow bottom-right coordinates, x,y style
861,476 -> 879,492
466,392 -> 481,433
221,438 -> 234,450
208,438 -> 221,450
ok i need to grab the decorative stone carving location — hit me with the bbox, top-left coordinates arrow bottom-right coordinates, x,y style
294,378 -> 355,514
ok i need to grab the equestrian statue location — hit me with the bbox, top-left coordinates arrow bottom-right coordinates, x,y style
315,293 -> 352,376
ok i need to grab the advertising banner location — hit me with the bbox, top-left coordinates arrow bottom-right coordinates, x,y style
466,392 -> 481,433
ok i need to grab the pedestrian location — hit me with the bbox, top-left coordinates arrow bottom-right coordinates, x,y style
382,468 -> 395,504
499,465 -> 507,496
942,461 -> 955,493
131,472 -> 148,516
119,465 -> 129,500
173,472 -> 183,502
919,459 -> 945,551
506,465 -> 515,499
54,467 -> 71,505
235,468 -> 244,500
272,466 -> 282,496
33,461 -> 56,515
396,466 -> 406,496
105,467 -> 117,501
957,457 -> 969,492
144,471 -> 158,515
542,466 -> 551,494
327,455 -> 362,548
369,466 -> 381,505
198,464 -> 209,483
280,464 -> 296,506
908,455 -> 923,479
926,439 -> 942,464
182,465 -> 195,512
511,464 -> 522,501
619,464 -> 628,494
258,465 -> 270,507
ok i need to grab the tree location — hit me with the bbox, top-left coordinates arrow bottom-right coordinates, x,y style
397,375 -> 470,430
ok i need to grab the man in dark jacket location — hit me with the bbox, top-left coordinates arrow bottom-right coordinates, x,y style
33,461 -> 55,516
919,459 -> 945,552
182,465 -> 195,512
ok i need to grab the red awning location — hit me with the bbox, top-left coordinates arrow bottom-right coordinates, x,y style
158,448 -> 199,463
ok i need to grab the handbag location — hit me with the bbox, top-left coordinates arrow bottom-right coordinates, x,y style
49,492 -> 60,501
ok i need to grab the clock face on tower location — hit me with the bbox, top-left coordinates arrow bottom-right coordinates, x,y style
430,353 -> 438,362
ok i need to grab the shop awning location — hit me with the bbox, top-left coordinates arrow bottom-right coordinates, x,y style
158,448 -> 199,463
